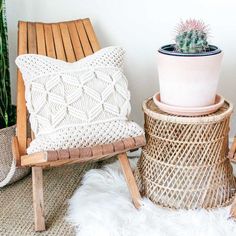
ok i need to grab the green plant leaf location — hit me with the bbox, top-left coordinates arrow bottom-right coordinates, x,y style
0,0 -> 15,129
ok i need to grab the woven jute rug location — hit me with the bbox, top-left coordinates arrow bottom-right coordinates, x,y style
0,162 -> 100,236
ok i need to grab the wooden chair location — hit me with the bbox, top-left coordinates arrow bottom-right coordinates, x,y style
12,18 -> 146,231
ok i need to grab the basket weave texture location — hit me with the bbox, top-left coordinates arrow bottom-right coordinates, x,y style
0,125 -> 30,187
135,98 -> 236,209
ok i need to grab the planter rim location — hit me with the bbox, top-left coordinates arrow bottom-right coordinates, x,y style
158,44 -> 221,57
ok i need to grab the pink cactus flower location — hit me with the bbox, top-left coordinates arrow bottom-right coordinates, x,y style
176,19 -> 209,35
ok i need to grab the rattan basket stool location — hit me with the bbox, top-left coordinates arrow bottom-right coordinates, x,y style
135,97 -> 236,210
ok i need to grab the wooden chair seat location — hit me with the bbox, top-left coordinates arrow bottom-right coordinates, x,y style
18,135 -> 146,167
13,18 -> 146,231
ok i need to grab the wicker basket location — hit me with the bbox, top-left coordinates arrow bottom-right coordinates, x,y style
0,125 -> 30,187
135,98 -> 236,209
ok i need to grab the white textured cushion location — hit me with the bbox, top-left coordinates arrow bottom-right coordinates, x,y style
15,46 -> 143,154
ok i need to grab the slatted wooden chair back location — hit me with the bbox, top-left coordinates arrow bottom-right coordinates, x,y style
16,19 -> 100,158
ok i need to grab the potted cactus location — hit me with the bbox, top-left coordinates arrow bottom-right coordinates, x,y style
157,19 -> 223,109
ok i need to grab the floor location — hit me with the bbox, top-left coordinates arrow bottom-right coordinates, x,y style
0,162 -> 101,236
1,158 -> 235,235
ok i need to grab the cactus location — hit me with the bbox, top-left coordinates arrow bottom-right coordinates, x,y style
175,19 -> 209,53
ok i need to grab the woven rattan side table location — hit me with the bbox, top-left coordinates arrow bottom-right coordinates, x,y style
135,97 -> 236,210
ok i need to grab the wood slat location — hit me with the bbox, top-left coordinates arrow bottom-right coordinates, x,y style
69,148 -> 80,159
12,136 -> 20,166
67,21 -> 85,60
21,152 -> 47,166
134,135 -> 146,146
118,153 -> 141,208
27,22 -> 37,54
80,147 -> 92,158
22,151 -> 109,167
75,20 -> 93,56
17,21 -> 28,156
58,149 -> 70,160
28,23 -> 44,142
18,22 -> 28,55
47,151 -> 58,161
35,23 -> 46,55
123,137 -> 136,149
92,145 -> 103,156
82,18 -> 100,52
44,24 -> 56,58
59,23 -> 76,62
21,135 -> 146,167
113,140 -> 125,152
102,143 -> 114,155
32,167 -> 45,231
52,24 -> 66,60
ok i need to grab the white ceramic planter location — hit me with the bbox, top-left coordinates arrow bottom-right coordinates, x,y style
157,45 -> 223,107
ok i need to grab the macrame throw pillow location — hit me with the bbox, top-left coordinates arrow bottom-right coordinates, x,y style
15,46 -> 144,154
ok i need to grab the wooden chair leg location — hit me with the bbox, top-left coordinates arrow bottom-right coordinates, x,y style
118,153 -> 142,208
230,196 -> 236,220
32,167 -> 46,231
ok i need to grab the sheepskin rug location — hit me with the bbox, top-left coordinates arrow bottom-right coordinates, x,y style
67,158 -> 236,236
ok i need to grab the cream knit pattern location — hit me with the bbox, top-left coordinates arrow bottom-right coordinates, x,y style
15,47 -> 143,154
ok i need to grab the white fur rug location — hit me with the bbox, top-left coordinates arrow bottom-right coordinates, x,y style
67,158 -> 236,236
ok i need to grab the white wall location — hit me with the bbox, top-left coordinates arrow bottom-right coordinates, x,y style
6,0 -> 236,137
